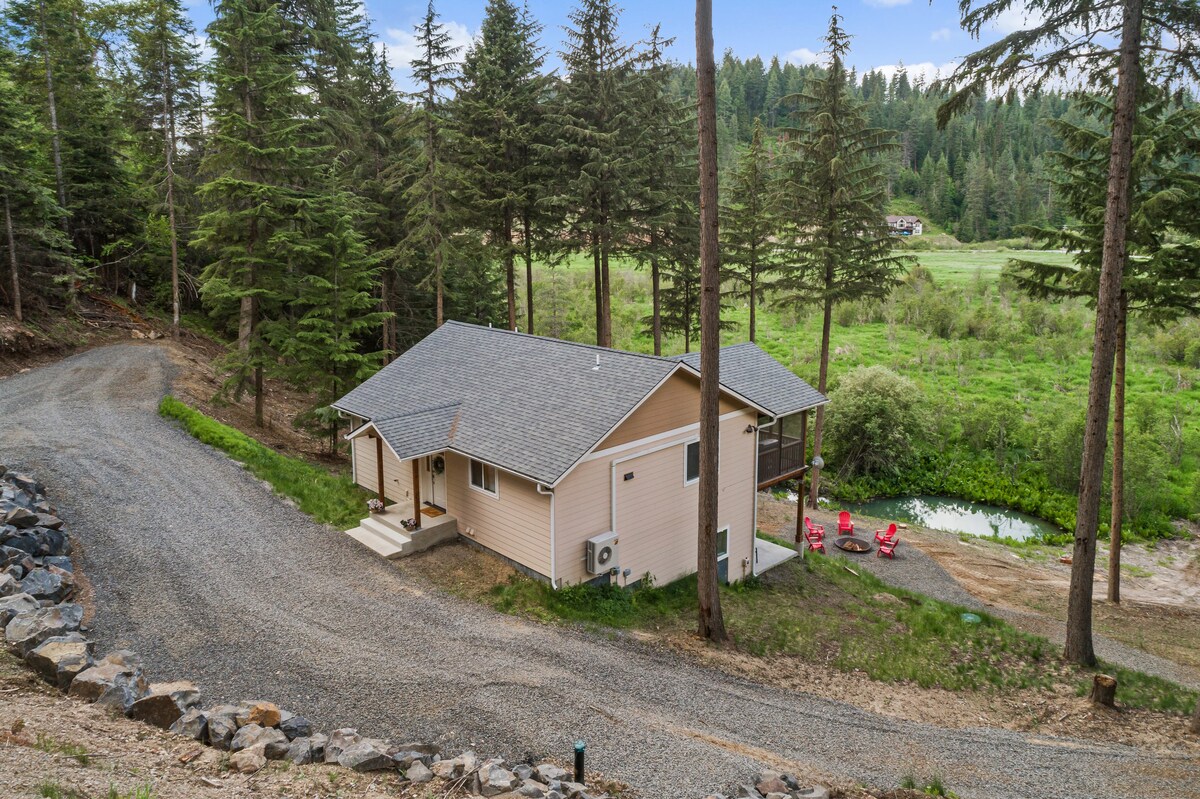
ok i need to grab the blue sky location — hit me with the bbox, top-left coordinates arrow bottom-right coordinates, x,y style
184,0 -> 1029,91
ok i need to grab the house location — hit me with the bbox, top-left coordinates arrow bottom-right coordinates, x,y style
332,322 -> 827,588
886,215 -> 923,236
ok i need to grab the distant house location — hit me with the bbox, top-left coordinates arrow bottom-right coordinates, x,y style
333,322 -> 827,588
886,215 -> 924,236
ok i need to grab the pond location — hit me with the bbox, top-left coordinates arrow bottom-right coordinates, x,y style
841,495 -> 1061,542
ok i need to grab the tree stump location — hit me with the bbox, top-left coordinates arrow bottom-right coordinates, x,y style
1090,674 -> 1118,708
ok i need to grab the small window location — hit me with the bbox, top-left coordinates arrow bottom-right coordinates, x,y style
469,459 -> 498,495
716,527 -> 729,559
684,440 -> 700,484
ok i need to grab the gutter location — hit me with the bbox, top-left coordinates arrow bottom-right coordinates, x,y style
536,483 -> 557,590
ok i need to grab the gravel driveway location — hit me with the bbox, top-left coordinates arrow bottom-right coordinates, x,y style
1,344 -> 1196,799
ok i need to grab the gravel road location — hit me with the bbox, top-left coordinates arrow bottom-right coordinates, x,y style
2,344 -> 1197,799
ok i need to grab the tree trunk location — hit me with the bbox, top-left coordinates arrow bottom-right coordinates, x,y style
380,270 -> 395,362
600,234 -> 612,347
505,210 -> 516,330
592,234 -> 603,345
38,1 -> 67,218
254,364 -> 264,428
1089,674 -> 1117,708
524,213 -> 534,333
807,291 -> 833,508
651,253 -> 662,356
1065,0 -> 1143,667
694,0 -> 727,644
4,196 -> 21,322
748,267 -> 757,343
434,242 -> 444,327
162,38 -> 181,336
1108,292 -> 1127,604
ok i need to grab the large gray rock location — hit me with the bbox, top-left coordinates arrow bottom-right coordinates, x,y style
285,733 -> 327,765
0,593 -> 38,627
6,473 -> 43,497
169,707 -> 208,741
230,723 -> 290,759
0,573 -> 16,598
277,710 -> 312,740
535,765 -> 569,784
755,772 -> 788,796
20,568 -> 72,603
518,780 -> 546,798
35,514 -> 64,530
205,705 -> 241,750
406,761 -> 434,783
5,603 -> 82,654
229,743 -> 267,774
42,555 -> 72,573
128,680 -> 201,728
4,507 -> 39,529
338,739 -> 395,772
68,652 -> 149,713
26,633 -> 93,689
481,763 -> 521,797
734,786 -> 764,799
431,758 -> 460,779
324,728 -> 361,764
794,786 -> 829,799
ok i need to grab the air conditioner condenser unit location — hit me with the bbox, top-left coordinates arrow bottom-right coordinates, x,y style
586,532 -> 619,574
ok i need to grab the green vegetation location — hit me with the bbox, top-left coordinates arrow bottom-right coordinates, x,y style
38,785 -> 85,799
107,787 -> 154,799
33,733 -> 90,766
158,396 -> 370,530
486,543 -> 1198,713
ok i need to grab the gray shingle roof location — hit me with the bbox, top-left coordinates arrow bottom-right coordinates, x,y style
334,322 -> 679,485
672,342 -> 827,418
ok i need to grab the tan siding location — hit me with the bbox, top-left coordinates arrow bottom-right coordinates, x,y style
554,408 -> 758,586
599,371 -> 741,449
444,452 -> 552,578
351,436 -> 413,503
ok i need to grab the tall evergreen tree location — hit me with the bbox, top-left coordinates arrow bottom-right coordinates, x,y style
774,12 -> 909,508
720,117 -> 778,342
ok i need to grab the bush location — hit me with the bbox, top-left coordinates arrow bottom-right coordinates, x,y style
825,366 -> 933,480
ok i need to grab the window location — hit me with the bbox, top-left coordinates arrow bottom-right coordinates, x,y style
684,440 -> 700,484
469,459 -> 498,496
716,527 -> 729,559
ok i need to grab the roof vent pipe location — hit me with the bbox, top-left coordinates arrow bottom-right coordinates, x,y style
593,354 -> 600,371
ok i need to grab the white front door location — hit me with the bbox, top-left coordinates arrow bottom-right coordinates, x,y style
421,454 -> 446,510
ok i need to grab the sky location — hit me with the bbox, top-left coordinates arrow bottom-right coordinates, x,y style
183,0 -> 1032,92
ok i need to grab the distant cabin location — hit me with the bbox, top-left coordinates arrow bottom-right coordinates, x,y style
333,322 -> 827,588
886,215 -> 924,236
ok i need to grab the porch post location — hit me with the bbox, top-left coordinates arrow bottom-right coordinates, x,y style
374,434 -> 385,503
795,409 -> 809,554
411,458 -> 422,531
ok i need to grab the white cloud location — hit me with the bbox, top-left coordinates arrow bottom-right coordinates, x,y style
383,20 -> 476,92
866,61 -> 959,85
865,0 -> 912,6
930,27 -> 952,42
786,47 -> 825,67
988,4 -> 1045,34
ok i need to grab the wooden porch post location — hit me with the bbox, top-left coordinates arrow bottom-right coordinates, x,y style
411,458 -> 422,531
374,434 -> 385,503
795,409 -> 809,552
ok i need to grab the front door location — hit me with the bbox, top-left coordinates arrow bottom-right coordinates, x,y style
421,454 -> 446,511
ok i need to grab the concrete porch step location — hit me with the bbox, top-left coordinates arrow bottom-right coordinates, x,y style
346,512 -> 459,560
346,518 -> 412,559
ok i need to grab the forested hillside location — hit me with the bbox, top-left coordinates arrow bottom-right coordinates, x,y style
669,54 -> 1081,241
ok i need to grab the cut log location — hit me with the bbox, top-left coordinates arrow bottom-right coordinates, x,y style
1089,674 -> 1117,708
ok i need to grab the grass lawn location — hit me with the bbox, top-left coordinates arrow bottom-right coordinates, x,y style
909,249 -> 1076,285
158,396 -> 371,530
478,543 -> 1197,714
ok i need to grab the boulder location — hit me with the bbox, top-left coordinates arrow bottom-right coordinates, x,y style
514,765 -> 534,781
128,681 -> 201,728
755,772 -> 789,796
235,700 -> 281,729
392,749 -> 432,769
795,787 -> 829,799
68,654 -> 149,713
35,514 -> 64,530
0,573 -> 16,598
230,723 -> 290,759
6,473 -> 43,497
169,707 -> 208,741
0,594 -> 39,627
338,739 -> 396,772
535,765 -> 569,784
5,603 -> 82,654
277,711 -> 312,740
205,705 -> 241,750
518,780 -> 546,798
26,633 -> 93,689
431,758 -> 460,779
324,728 -> 361,764
229,743 -> 268,774
555,782 -> 587,799
20,568 -> 72,603
42,555 -> 72,572
0,545 -> 32,570
406,761 -> 434,783
285,734 -> 327,765
4,507 -> 39,529
735,787 -> 764,799
481,763 -> 521,797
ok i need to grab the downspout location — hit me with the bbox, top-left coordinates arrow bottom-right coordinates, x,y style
537,483 -> 556,589
752,412 -> 778,576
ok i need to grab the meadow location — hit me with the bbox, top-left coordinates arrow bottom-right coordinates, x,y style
525,249 -> 1200,538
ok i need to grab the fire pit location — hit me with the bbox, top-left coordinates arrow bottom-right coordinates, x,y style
834,535 -> 874,553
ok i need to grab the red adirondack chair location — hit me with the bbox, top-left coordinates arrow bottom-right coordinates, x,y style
803,517 -> 826,553
878,535 -> 899,559
837,511 -> 854,536
874,523 -> 898,545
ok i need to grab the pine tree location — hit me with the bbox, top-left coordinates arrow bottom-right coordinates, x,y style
548,0 -> 640,347
721,117 -> 778,342
192,0 -> 312,426
774,11 -> 910,508
455,0 -> 546,331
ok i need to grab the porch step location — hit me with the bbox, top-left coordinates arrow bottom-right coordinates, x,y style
346,517 -> 412,559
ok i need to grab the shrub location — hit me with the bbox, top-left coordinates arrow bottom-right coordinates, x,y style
825,366 -> 933,479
